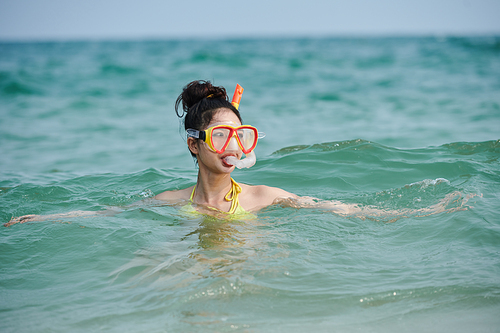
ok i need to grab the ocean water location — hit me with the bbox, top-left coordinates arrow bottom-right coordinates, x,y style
1,37 -> 499,332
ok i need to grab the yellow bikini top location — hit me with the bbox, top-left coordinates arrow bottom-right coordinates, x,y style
189,178 -> 248,215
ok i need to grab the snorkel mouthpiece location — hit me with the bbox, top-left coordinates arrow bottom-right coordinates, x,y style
224,152 -> 256,169
226,84 -> 258,169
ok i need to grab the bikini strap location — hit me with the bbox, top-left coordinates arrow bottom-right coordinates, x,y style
224,178 -> 242,214
190,178 -> 241,214
189,185 -> 196,201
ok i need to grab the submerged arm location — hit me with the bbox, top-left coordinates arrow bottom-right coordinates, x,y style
275,191 -> 472,222
5,195 -> 184,227
4,210 -> 107,227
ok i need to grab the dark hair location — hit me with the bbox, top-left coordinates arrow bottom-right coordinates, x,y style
175,80 -> 242,132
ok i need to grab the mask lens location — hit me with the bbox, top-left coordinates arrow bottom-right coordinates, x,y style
238,128 -> 257,152
210,128 -> 231,152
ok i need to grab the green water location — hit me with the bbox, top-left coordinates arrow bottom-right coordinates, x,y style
1,37 -> 500,332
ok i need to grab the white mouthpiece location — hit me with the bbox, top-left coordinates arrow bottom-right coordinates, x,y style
224,151 -> 257,169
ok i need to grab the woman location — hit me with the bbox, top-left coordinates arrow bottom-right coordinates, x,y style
154,80 -> 298,215
5,80 -> 466,226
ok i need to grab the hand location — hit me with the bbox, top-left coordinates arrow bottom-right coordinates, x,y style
4,214 -> 42,227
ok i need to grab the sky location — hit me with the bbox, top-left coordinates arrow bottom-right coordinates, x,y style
1,0 -> 500,40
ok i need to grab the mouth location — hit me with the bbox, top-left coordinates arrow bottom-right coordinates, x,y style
221,153 -> 238,167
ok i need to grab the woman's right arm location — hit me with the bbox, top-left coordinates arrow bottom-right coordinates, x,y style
4,210 -> 107,227
5,189 -> 191,227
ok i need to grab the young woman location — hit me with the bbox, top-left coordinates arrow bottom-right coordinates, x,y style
153,80 -> 298,215
5,80 -> 466,226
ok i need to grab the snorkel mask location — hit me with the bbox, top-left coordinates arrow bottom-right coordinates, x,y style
186,84 -> 264,169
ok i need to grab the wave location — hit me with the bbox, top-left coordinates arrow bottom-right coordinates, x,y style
271,139 -> 500,155
255,139 -> 495,211
265,140 -> 498,187
0,71 -> 42,96
1,140 -> 496,223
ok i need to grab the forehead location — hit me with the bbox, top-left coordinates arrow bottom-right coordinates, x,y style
209,109 -> 241,127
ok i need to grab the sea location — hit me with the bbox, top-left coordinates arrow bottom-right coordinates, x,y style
1,36 -> 499,332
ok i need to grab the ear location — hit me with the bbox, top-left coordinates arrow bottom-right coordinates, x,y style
187,137 -> 199,155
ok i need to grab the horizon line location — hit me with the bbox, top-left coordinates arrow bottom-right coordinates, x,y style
1,32 -> 499,43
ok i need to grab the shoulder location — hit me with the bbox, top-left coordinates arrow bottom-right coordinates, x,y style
243,184 -> 296,199
154,186 -> 194,203
239,183 -> 297,211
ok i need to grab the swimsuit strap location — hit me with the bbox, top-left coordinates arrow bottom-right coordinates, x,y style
189,178 -> 242,214
225,178 -> 242,214
189,185 -> 196,201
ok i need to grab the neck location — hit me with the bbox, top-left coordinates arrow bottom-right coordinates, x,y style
193,168 -> 233,207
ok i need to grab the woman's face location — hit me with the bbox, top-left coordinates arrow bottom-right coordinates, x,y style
189,108 -> 243,173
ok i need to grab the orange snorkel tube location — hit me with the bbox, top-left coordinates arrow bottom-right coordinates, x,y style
224,84 -> 260,169
231,84 -> 244,110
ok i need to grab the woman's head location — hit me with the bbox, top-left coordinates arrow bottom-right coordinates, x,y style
176,80 -> 261,170
176,80 -> 242,133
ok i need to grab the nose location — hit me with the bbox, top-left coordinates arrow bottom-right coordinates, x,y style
226,134 -> 240,151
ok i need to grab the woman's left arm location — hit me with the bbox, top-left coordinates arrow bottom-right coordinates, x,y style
275,191 -> 473,222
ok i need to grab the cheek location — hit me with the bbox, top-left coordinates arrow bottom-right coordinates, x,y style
197,141 -> 217,157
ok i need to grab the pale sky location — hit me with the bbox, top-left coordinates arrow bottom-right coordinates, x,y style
1,0 -> 499,40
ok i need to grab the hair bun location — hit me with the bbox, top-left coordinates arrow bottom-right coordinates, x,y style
176,80 -> 228,117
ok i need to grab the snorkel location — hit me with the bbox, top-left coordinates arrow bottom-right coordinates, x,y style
224,84 -> 259,169
225,148 -> 257,169
231,84 -> 244,110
